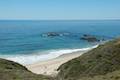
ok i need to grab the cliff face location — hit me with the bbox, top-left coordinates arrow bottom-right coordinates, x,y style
0,58 -> 53,80
57,38 -> 120,80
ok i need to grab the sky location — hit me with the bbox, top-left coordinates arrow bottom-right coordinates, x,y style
0,0 -> 120,20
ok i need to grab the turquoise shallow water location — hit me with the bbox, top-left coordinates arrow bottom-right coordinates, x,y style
0,20 -> 120,64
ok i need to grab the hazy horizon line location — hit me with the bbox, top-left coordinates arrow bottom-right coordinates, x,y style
0,19 -> 120,21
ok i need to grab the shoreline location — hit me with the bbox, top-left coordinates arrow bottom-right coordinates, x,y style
0,45 -> 98,65
25,50 -> 90,76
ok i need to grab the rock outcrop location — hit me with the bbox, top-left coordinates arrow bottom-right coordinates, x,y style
80,34 -> 100,42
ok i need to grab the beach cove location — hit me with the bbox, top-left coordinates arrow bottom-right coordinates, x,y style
26,45 -> 98,76
26,50 -> 89,76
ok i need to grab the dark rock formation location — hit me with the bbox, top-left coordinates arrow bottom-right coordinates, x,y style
47,32 -> 60,37
80,34 -> 100,42
41,32 -> 60,37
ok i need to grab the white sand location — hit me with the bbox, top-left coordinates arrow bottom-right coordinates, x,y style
26,50 -> 88,76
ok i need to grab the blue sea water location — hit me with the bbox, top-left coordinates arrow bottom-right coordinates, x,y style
0,20 -> 120,64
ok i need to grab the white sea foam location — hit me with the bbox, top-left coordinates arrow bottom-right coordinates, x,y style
0,45 -> 98,65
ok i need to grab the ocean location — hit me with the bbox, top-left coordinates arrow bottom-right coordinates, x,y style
0,20 -> 120,64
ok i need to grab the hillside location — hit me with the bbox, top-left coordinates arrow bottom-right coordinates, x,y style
0,58 -> 53,80
57,38 -> 120,80
78,70 -> 120,80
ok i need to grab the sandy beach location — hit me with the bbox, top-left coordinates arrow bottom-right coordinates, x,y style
26,50 -> 89,76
